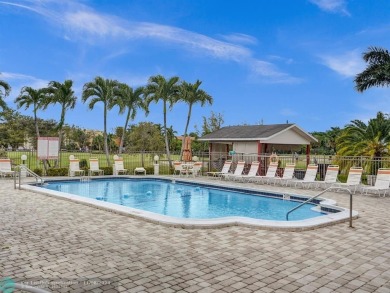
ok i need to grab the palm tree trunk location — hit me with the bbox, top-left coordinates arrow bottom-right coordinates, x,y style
119,109 -> 131,154
163,101 -> 172,168
103,104 -> 110,166
180,103 -> 192,160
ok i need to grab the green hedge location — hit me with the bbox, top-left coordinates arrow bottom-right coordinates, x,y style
101,166 -> 113,175
47,168 -> 68,176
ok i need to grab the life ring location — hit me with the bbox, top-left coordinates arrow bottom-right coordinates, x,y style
269,153 -> 279,163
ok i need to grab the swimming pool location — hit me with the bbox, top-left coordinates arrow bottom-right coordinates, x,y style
23,177 -> 357,230
42,178 -> 325,221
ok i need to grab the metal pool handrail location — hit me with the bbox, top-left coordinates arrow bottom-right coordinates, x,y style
286,187 -> 353,227
14,164 -> 45,189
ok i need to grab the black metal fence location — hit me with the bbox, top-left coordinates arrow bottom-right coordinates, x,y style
5,150 -> 390,179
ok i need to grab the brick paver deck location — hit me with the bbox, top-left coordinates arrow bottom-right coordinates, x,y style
1,178 -> 390,292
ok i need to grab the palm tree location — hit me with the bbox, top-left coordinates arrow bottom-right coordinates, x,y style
355,46 -> 390,92
82,76 -> 120,165
179,80 -> 213,159
144,75 -> 180,167
114,84 -> 145,154
45,80 -> 77,165
15,87 -> 46,139
337,112 -> 390,157
0,79 -> 11,110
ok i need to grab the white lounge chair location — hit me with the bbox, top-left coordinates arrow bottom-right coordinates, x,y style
69,159 -> 85,177
316,165 -> 339,189
289,164 -> 318,188
361,168 -> 390,197
113,157 -> 128,175
188,162 -> 202,177
0,158 -> 14,178
237,161 -> 260,182
88,158 -> 104,176
269,163 -> 295,186
207,160 -> 232,178
173,161 -> 187,176
331,167 -> 363,194
222,160 -> 246,180
249,162 -> 278,184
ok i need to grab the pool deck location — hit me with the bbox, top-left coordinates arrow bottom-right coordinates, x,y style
1,176 -> 390,292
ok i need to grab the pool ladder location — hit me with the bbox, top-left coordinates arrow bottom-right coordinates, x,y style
14,165 -> 45,189
285,186 -> 353,227
80,176 -> 91,182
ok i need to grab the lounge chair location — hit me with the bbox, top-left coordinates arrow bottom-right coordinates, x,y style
188,162 -> 202,177
207,160 -> 232,178
330,167 -> 363,194
69,159 -> 85,177
361,168 -> 390,197
269,163 -> 295,186
113,157 -> 128,175
289,164 -> 318,188
249,162 -> 278,184
236,161 -> 260,182
0,158 -> 15,178
222,160 -> 246,180
173,161 -> 187,176
316,165 -> 339,189
88,158 -> 104,176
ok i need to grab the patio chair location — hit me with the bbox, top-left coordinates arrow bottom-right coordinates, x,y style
207,160 -> 232,178
289,164 -> 318,188
316,165 -> 339,189
113,157 -> 128,175
187,162 -> 203,177
221,160 -> 246,180
0,158 -> 15,178
173,161 -> 187,177
361,168 -> 390,197
88,158 -> 104,176
269,163 -> 295,186
236,161 -> 260,182
248,162 -> 278,184
330,167 -> 363,194
69,159 -> 85,177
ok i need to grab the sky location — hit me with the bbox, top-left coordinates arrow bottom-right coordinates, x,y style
1,0 -> 390,135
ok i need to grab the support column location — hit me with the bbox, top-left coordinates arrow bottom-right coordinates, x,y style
306,145 -> 310,165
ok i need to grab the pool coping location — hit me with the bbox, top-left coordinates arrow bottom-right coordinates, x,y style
20,176 -> 359,231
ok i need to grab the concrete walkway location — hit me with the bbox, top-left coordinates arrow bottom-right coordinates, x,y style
1,178 -> 390,292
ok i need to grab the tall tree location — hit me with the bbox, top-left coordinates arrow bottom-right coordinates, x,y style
15,87 -> 46,139
355,46 -> 390,92
114,84 -> 145,154
45,80 -> 77,165
337,112 -> 390,157
82,76 -> 120,165
179,80 -> 213,159
144,75 -> 180,167
0,79 -> 11,110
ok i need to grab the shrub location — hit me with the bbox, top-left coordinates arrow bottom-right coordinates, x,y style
101,166 -> 113,175
79,159 -> 88,169
47,168 -> 68,176
33,168 -> 43,176
143,166 -> 154,175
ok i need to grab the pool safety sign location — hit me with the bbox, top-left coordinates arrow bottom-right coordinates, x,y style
37,137 -> 59,160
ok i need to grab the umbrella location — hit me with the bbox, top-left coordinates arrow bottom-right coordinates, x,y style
182,136 -> 192,162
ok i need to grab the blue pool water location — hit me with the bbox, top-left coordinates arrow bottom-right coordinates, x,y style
42,178 -> 326,221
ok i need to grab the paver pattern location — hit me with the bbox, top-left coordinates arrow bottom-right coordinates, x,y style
1,178 -> 390,292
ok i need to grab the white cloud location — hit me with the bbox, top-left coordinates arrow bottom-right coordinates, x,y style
0,0 -> 298,83
309,0 -> 350,16
219,33 -> 258,45
320,50 -> 366,77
